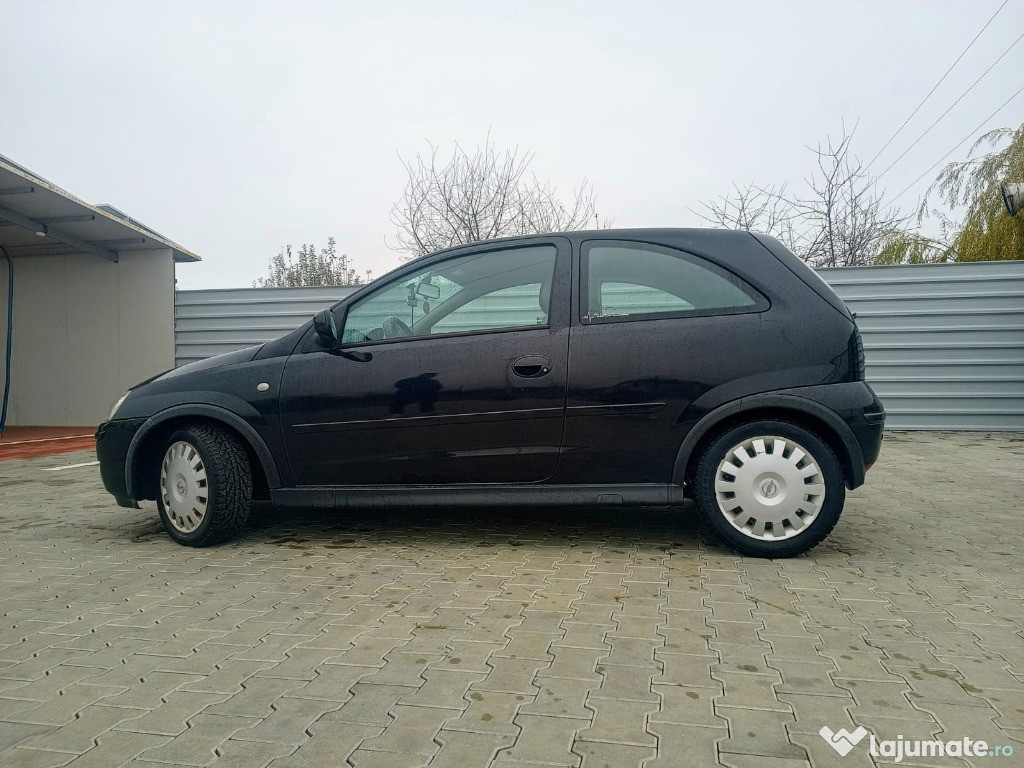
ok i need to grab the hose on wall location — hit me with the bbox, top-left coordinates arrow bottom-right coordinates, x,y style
0,243 -> 12,436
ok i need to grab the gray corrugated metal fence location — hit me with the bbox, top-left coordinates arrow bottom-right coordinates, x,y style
174,285 -> 359,366
175,260 -> 1024,430
822,260 -> 1024,431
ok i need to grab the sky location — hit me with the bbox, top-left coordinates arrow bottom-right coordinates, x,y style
2,0 -> 1022,289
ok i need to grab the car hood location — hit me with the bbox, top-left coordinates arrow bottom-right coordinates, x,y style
154,344 -> 265,382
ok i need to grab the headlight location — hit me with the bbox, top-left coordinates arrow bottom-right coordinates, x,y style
108,390 -> 132,421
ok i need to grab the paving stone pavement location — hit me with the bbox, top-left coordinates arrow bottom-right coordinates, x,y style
0,431 -> 1022,768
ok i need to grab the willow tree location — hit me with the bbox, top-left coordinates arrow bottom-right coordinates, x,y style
873,231 -> 951,265
921,124 -> 1024,262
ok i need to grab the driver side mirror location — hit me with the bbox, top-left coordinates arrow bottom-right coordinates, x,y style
313,309 -> 339,348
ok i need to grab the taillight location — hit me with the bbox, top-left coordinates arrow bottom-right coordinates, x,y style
852,326 -> 865,381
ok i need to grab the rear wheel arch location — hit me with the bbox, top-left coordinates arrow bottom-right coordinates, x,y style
126,406 -> 278,502
674,395 -> 865,491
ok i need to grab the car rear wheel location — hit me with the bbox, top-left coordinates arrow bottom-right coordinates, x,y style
693,420 -> 845,557
156,423 -> 252,546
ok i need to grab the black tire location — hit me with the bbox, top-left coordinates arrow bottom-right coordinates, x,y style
156,423 -> 252,546
693,420 -> 845,558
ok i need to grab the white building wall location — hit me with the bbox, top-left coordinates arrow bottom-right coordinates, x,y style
0,247 -> 175,427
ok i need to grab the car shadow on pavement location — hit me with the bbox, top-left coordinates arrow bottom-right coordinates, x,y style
103,500 -> 881,559
239,501 -> 710,550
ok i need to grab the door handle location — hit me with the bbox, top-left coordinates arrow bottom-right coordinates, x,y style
512,355 -> 552,378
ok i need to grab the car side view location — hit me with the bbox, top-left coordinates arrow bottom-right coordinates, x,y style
97,229 -> 884,557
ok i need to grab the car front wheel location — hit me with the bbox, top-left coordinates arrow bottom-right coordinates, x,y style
693,420 -> 845,557
156,423 -> 252,546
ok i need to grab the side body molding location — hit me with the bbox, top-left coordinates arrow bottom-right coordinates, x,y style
125,403 -> 282,498
672,392 -> 867,489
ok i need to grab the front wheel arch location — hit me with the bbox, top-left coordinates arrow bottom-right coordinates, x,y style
673,396 -> 864,491
126,407 -> 277,502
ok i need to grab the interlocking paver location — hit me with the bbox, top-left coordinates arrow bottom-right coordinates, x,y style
493,630 -> 559,661
577,696 -> 658,746
179,660 -> 277,695
475,656 -> 547,694
92,671 -> 204,709
3,682 -> 120,726
204,676 -> 305,718
113,690 -> 226,736
265,721 -> 379,768
284,662 -> 376,701
652,683 -> 727,727
498,713 -> 588,766
712,669 -> 789,712
400,668 -> 485,709
348,747 -> 430,767
647,721 -> 726,768
537,646 -> 602,682
1,433 -> 1022,766
574,739 -> 656,768
134,713 -> 260,765
17,702 -> 136,754
439,640 -> 504,672
358,703 -> 454,756
322,683 -> 417,727
446,690 -> 529,735
840,678 -> 936,721
210,737 -> 296,768
717,706 -> 807,759
49,729 -> 171,768
0,746 -> 76,768
431,728 -> 515,768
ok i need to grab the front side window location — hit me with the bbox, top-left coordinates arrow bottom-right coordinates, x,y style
341,245 -> 557,343
429,284 -> 547,335
581,241 -> 765,323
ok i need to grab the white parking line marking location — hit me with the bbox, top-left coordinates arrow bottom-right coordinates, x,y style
1,434 -> 93,445
41,461 -> 100,471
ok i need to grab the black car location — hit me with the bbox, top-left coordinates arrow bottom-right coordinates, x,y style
97,229 -> 884,557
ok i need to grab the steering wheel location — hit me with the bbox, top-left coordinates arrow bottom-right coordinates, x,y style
382,315 -> 413,339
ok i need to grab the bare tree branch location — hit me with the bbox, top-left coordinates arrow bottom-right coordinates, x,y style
390,135 -> 607,260
695,125 -> 915,267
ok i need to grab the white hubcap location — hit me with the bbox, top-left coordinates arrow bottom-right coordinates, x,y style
714,436 -> 825,541
160,441 -> 209,533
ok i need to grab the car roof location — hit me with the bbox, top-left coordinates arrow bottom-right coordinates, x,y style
430,227 -> 760,257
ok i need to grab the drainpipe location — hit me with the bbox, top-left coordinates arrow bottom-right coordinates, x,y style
0,242 -> 12,436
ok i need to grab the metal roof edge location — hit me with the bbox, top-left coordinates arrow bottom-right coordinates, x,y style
0,154 -> 202,263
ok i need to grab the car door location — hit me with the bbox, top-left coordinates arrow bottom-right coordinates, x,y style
558,238 -> 769,484
278,237 -> 571,486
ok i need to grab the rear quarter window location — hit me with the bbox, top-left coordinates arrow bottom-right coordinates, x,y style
580,241 -> 768,323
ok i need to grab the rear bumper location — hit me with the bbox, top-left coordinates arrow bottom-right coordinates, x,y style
802,381 -> 884,488
746,381 -> 883,490
95,418 -> 145,508
848,382 -> 885,474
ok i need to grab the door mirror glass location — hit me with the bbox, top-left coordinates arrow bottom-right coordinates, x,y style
313,309 -> 339,347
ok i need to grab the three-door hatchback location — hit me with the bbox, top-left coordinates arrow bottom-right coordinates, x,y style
97,229 -> 884,556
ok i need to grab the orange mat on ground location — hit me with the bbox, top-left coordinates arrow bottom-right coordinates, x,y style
0,426 -> 97,461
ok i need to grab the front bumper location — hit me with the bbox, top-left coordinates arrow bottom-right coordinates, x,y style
95,418 -> 146,508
